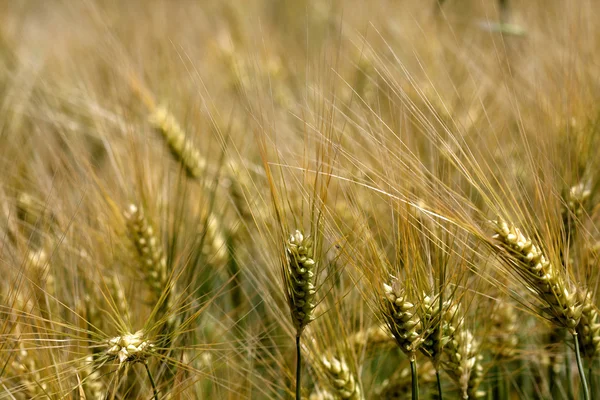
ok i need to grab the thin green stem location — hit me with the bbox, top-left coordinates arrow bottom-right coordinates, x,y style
566,347 -> 574,399
495,364 -> 506,400
589,362 -> 595,400
410,355 -> 419,400
144,362 -> 159,400
436,368 -> 443,400
573,333 -> 590,400
296,335 -> 302,400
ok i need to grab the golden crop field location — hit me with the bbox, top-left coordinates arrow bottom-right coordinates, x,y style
1,1 -> 599,399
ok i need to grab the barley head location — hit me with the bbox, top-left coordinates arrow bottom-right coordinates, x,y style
492,218 -> 582,331
320,356 -> 363,400
285,230 -> 317,335
381,282 -> 422,355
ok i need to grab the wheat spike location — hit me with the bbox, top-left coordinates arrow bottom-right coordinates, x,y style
347,323 -> 395,351
420,294 -> 455,365
81,355 -> 105,400
492,218 -> 582,331
149,106 -> 206,179
374,360 -> 436,399
104,330 -> 154,367
285,230 -> 317,335
10,346 -> 47,398
124,204 -> 168,301
442,328 -> 486,399
489,302 -> 519,359
576,293 -> 600,359
320,356 -> 363,400
381,282 -> 422,355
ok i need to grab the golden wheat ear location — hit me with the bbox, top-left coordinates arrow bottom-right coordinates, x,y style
123,203 -> 168,303
491,218 -> 582,331
285,229 -> 318,400
320,355 -> 363,400
577,293 -> 600,360
381,282 -> 423,355
285,229 -> 317,336
148,106 -> 206,179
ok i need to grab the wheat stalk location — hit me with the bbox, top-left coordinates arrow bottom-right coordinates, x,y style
285,229 -> 317,400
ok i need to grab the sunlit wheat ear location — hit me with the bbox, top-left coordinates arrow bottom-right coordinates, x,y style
563,182 -> 591,219
16,192 -> 52,249
203,212 -> 229,268
442,328 -> 486,399
489,302 -> 519,359
562,182 -> 592,240
123,204 -> 167,302
420,294 -> 453,365
309,389 -> 335,400
108,275 -> 131,322
381,282 -> 422,355
81,355 -> 105,400
149,106 -> 206,179
10,345 -> 47,398
491,218 -> 582,331
285,230 -> 317,335
576,293 -> 600,360
103,330 -> 154,367
374,360 -> 437,399
320,356 -> 363,400
348,323 -> 395,351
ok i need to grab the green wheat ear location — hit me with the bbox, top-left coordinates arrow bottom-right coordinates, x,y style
286,230 -> 317,335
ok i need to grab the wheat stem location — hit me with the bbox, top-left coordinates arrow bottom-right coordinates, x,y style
296,335 -> 302,400
145,362 -> 159,400
589,363 -> 595,400
409,355 -> 419,400
573,333 -> 590,400
567,349 -> 574,399
436,368 -> 443,400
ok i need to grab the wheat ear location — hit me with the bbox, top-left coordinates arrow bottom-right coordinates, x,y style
492,218 -> 589,399
124,204 -> 168,303
286,230 -> 317,400
320,356 -> 363,400
149,106 -> 206,179
382,281 -> 423,400
442,328 -> 485,399
492,218 -> 582,331
577,293 -> 600,360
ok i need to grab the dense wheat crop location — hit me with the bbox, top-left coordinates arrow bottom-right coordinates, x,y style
1,0 -> 599,399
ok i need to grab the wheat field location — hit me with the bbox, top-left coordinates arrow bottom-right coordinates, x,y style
1,0 -> 599,399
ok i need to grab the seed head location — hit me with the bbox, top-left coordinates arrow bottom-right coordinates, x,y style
492,218 -> 582,331
321,356 -> 363,400
286,230 -> 317,335
106,330 -> 153,366
381,282 -> 422,355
